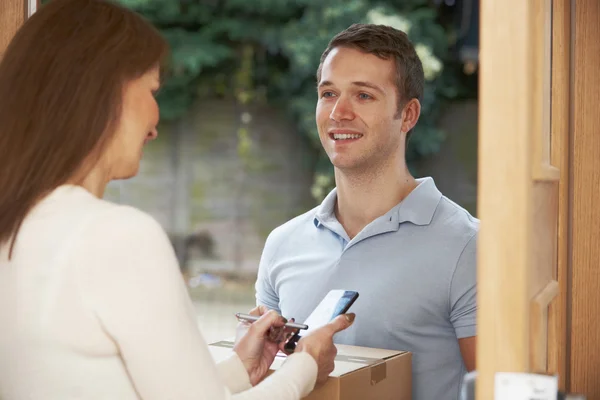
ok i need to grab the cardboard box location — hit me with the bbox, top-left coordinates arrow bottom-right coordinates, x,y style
209,340 -> 412,400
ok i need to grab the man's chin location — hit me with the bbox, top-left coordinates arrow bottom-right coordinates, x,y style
329,153 -> 367,170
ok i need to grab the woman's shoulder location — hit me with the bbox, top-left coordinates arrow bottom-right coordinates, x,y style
86,201 -> 166,243
46,185 -> 169,246
61,189 -> 176,268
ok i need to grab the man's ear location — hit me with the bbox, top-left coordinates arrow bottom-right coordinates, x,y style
400,98 -> 421,134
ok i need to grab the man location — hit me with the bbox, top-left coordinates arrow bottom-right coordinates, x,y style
255,23 -> 478,400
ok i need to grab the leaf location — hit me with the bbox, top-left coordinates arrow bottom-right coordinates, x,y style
114,0 -> 475,197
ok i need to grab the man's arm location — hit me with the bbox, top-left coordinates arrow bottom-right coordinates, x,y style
255,231 -> 281,313
450,233 -> 478,371
458,336 -> 476,371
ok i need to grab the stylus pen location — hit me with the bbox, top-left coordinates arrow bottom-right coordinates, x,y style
235,313 -> 309,330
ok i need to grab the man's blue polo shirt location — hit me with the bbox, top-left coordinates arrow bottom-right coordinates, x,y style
255,177 -> 479,400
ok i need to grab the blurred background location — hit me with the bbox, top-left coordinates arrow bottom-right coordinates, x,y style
104,0 -> 480,343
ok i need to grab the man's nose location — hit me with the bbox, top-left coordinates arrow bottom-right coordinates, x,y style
330,96 -> 355,122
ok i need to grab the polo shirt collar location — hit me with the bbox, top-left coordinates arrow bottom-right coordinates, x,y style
396,177 -> 442,225
313,177 -> 442,228
313,187 -> 338,228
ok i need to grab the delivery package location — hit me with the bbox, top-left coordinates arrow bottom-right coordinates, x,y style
209,340 -> 411,400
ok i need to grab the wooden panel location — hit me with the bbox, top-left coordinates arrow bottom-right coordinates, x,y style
530,181 -> 558,299
477,1 -> 535,398
0,0 -> 25,57
547,0 -> 571,392
570,0 -> 600,397
530,0 -> 562,381
529,182 -> 559,375
532,0 -> 560,181
531,280 -> 559,373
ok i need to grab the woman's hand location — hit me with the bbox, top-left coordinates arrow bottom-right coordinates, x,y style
233,305 -> 296,386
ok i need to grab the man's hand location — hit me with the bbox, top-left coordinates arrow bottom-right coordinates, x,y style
295,313 -> 355,384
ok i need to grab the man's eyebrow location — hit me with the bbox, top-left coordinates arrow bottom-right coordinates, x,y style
351,81 -> 385,94
317,80 -> 334,89
317,80 -> 385,94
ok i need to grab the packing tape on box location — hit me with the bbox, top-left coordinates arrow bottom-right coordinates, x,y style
210,341 -> 387,384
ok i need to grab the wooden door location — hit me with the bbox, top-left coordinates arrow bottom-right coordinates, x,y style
0,0 -> 26,56
479,0 -> 600,398
477,0 -> 567,398
568,0 -> 600,396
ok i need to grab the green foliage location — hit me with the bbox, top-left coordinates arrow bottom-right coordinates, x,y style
116,0 -> 467,200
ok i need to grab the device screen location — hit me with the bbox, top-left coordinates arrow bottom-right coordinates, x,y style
284,289 -> 358,352
303,290 -> 359,333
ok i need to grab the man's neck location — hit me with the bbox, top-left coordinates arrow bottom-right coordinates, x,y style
334,162 -> 417,239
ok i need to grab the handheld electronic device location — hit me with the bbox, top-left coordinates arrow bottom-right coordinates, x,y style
284,289 -> 359,353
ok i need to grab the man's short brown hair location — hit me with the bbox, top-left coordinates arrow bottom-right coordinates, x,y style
316,24 -> 424,139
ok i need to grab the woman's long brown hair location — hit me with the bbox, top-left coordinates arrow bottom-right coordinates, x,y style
0,0 -> 168,258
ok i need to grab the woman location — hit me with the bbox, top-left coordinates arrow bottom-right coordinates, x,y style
0,0 -> 354,399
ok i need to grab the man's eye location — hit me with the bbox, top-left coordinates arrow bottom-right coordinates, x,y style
358,93 -> 372,100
